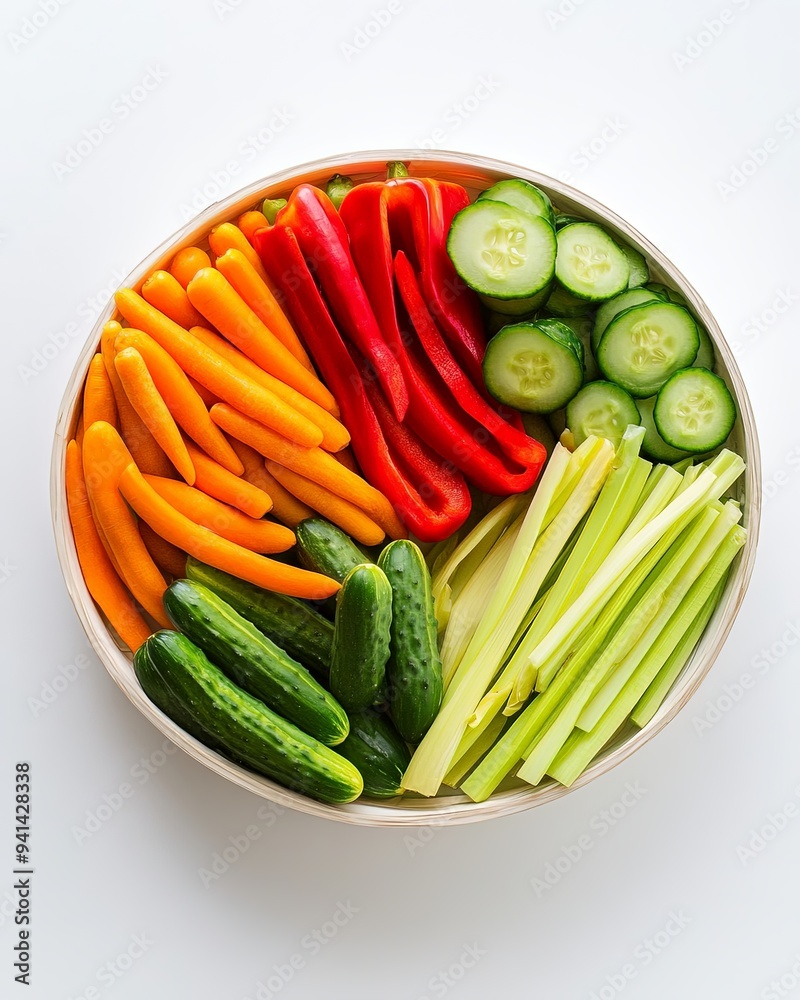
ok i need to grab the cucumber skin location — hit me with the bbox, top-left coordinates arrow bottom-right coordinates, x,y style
337,710 -> 411,799
164,580 -> 349,746
185,558 -> 333,680
138,631 -> 363,805
330,565 -> 393,712
296,518 -> 373,584
378,540 -> 443,745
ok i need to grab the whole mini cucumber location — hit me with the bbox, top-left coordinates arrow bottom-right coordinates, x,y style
163,580 -> 349,746
378,540 -> 443,744
138,630 -> 363,804
296,518 -> 373,583
337,710 -> 411,799
329,564 -> 392,711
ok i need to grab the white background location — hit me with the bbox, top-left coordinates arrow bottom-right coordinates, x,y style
2,0 -> 799,998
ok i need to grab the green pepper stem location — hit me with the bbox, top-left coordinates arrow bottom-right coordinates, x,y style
261,197 -> 287,225
386,161 -> 409,179
325,174 -> 353,210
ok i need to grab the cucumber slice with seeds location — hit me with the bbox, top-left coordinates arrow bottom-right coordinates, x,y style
596,301 -> 700,397
693,325 -> 716,370
477,179 -> 555,226
483,319 -> 583,413
447,201 -> 556,301
636,396 -> 692,463
555,223 -> 630,301
618,244 -> 649,287
645,282 -> 687,305
549,314 -> 600,381
481,282 -> 552,316
566,381 -> 640,448
591,287 -> 663,354
653,369 -> 736,452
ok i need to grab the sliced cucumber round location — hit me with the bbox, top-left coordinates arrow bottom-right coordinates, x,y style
481,282 -> 552,316
549,314 -> 600,381
555,223 -> 630,301
546,282 -> 594,317
636,396 -> 692,463
693,325 -> 716,370
483,319 -> 583,413
591,287 -> 662,354
653,369 -> 736,452
566,381 -> 640,448
447,201 -> 556,301
596,301 -> 700,397
477,178 -> 555,226
555,213 -> 586,230
645,281 -> 687,305
618,244 -> 649,288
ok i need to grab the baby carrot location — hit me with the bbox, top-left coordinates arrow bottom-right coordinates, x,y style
81,422 -> 171,626
207,222 -> 271,284
139,521 -> 187,580
114,347 -> 196,485
75,412 -> 85,449
210,403 -> 405,537
185,268 -> 337,412
114,328 -> 243,475
144,475 -> 294,553
188,376 -> 219,407
266,462 -> 385,546
169,246 -> 211,289
142,270 -> 205,330
65,440 -> 152,650
119,463 -> 339,600
189,325 -> 348,452
226,438 -> 312,528
83,354 -> 117,428
214,248 -> 314,372
100,321 -> 174,477
237,209 -> 270,245
184,439 -> 272,518
114,290 -> 324,449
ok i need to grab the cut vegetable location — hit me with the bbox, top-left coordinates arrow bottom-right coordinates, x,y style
476,178 -> 555,226
591,287 -> 663,354
555,223 -> 630,301
566,381 -> 640,448
654,368 -> 736,453
636,395 -> 692,463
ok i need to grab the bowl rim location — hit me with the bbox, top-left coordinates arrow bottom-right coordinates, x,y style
51,148 -> 762,827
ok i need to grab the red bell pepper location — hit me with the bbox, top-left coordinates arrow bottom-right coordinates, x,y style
263,184 -> 409,421
255,224 -> 471,541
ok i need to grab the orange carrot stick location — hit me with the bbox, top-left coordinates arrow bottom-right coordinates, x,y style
114,328 -> 243,475
237,210 -> 270,245
210,403 -> 405,537
185,268 -> 337,412
207,223 -> 271,284
142,270 -> 205,330
139,521 -> 187,580
81,422 -> 170,626
189,325 -> 348,452
75,412 -> 85,449
169,246 -> 211,289
184,439 -> 272,518
114,347 -> 196,485
65,440 -> 152,650
144,475 -> 294,553
266,462 -> 385,546
114,290 -> 324,449
119,463 -> 339,600
83,354 -> 118,428
214,248 -> 314,372
188,377 -> 219,407
335,447 -> 360,475
100,321 -> 174,477
228,437 -> 314,529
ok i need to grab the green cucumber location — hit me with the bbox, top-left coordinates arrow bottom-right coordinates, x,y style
566,381 -> 640,449
693,325 -> 716,371
378,540 -> 443,744
336,710 -> 411,799
636,396 -> 692,463
591,287 -> 663,354
555,223 -> 630,301
545,282 -> 594,317
330,564 -> 393,711
163,580 -> 349,746
296,518 -> 373,583
618,243 -> 649,287
477,178 -> 556,227
653,368 -> 736,452
138,630 -> 362,804
185,558 -> 333,680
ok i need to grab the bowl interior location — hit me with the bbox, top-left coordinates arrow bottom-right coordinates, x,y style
51,150 -> 761,826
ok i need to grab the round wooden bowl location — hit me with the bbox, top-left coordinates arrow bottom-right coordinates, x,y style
51,150 -> 761,827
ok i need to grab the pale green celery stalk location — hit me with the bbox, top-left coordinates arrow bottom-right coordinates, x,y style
401,444 -> 583,796
548,549 -> 740,786
524,451 -> 743,693
631,573 -> 730,729
432,494 -> 525,633
538,436 -> 609,533
628,463 -> 673,519
576,500 -> 741,732
443,713 -> 508,788
671,457 -> 696,475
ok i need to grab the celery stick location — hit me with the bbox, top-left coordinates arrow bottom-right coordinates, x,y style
619,465 -> 682,540
549,553 -> 738,786
629,463 -> 673,519
631,573 -> 730,728
444,713 -> 508,788
540,436 -> 610,532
